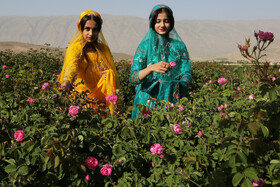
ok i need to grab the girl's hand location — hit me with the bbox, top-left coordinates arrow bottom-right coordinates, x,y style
61,80 -> 70,91
101,70 -> 107,80
149,61 -> 172,73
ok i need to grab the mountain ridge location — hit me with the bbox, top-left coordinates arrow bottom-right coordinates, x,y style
0,15 -> 279,62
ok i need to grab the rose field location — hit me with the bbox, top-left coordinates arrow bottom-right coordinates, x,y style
0,31 -> 280,186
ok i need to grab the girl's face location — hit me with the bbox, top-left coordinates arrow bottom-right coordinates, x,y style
82,20 -> 99,43
154,11 -> 171,35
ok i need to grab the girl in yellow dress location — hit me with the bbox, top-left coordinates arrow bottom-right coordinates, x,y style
57,10 -> 120,114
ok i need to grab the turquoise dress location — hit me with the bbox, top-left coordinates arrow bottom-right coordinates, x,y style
129,5 -> 192,118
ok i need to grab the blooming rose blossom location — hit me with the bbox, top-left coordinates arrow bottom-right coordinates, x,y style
272,77 -> 276,81
160,154 -> 164,158
5,74 -> 9,78
85,175 -> 90,181
219,113 -> 223,117
223,68 -> 226,71
105,93 -> 118,105
249,94 -> 255,100
100,164 -> 113,176
52,74 -> 56,76
85,156 -> 99,170
197,131 -> 203,137
69,105 -> 79,117
178,105 -> 184,112
14,130 -> 24,142
152,162 -> 155,167
165,102 -> 174,111
237,87 -> 241,91
166,114 -> 170,119
258,30 -> 274,40
251,178 -> 264,187
242,45 -> 248,50
173,124 -> 183,134
209,80 -> 213,84
224,104 -> 228,108
2,65 -> 6,70
220,104 -> 224,109
217,134 -> 220,136
205,83 -> 208,85
218,107 -> 221,111
150,143 -> 163,155
41,82 -> 50,90
218,77 -> 227,84
26,98 -> 35,104
170,61 -> 176,67
225,115 -> 229,119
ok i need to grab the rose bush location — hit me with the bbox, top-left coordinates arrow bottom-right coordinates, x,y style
0,41 -> 279,186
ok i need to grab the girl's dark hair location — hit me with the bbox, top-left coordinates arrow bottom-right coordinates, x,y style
150,8 -> 174,32
80,14 -> 102,32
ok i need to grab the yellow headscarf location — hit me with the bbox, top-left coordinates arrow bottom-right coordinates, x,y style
57,10 -> 120,88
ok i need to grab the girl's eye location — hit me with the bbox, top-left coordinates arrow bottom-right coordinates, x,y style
164,19 -> 170,23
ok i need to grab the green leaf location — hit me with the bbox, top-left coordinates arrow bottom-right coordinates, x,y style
260,124 -> 269,137
54,155 -> 60,168
237,151 -> 247,164
232,172 -> 244,186
244,167 -> 258,180
229,155 -> 236,168
4,159 -> 16,165
241,178 -> 254,187
18,165 -> 29,176
4,164 -> 17,173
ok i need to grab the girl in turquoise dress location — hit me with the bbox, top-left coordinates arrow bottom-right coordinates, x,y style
130,4 -> 192,118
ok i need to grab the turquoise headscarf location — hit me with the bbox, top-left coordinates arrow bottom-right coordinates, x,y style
130,4 -> 192,118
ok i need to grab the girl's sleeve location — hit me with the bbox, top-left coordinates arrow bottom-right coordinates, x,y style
129,45 -> 147,85
62,48 -> 79,83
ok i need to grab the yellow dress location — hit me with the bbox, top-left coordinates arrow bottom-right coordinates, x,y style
58,50 -> 118,115
57,10 -> 119,115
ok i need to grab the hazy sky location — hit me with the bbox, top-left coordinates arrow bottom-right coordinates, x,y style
1,0 -> 280,20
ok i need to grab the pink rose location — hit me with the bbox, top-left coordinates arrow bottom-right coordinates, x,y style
220,104 -> 224,109
205,83 -> 209,85
69,105 -> 79,117
209,80 -> 213,84
242,45 -> 248,50
258,30 -> 274,40
224,104 -> 228,108
100,164 -> 113,176
178,105 -> 184,112
160,154 -> 164,158
272,77 -> 276,81
173,124 -> 183,134
166,114 -> 170,119
225,115 -> 229,119
170,61 -> 176,67
2,65 -> 6,70
150,143 -> 163,155
105,93 -> 118,105
219,113 -> 223,117
197,131 -> 203,137
218,77 -> 227,84
237,87 -> 241,91
52,74 -> 56,76
41,82 -> 50,90
14,130 -> 24,142
251,178 -> 264,187
85,174 -> 90,181
165,102 -> 174,111
26,98 -> 35,104
85,156 -> 99,170
249,94 -> 255,100
218,107 -> 221,111
5,74 -> 9,78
